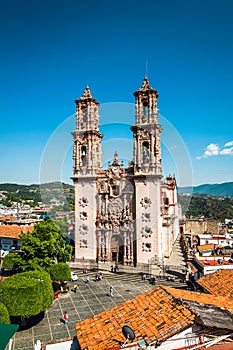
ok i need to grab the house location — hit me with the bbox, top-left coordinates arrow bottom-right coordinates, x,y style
198,233 -> 233,248
0,224 -> 34,251
190,256 -> 233,278
197,269 -> 233,298
74,286 -> 197,350
196,244 -> 217,256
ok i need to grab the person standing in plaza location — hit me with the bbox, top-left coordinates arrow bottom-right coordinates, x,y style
63,311 -> 68,324
109,286 -> 113,297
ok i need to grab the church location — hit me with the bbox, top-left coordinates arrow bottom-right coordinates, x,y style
72,77 -> 180,269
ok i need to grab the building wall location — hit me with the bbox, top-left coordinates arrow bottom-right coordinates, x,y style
184,220 -> 219,235
74,178 -> 97,261
135,178 -> 162,264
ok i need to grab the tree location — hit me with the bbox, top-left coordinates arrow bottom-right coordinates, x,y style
0,270 -> 53,318
2,253 -> 17,270
49,262 -> 71,282
13,219 -> 73,272
0,303 -> 10,324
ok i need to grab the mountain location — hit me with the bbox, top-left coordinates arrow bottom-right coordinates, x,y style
178,182 -> 233,198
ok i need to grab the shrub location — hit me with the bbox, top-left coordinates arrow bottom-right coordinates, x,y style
0,303 -> 10,324
49,263 -> 71,281
0,270 -> 54,317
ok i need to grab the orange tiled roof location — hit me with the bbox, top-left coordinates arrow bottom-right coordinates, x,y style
197,270 -> 233,298
0,225 -> 34,239
197,244 -> 214,252
75,286 -> 196,350
0,215 -> 17,222
162,286 -> 233,314
196,258 -> 233,267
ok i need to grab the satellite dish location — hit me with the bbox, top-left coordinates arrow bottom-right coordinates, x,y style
121,325 -> 135,348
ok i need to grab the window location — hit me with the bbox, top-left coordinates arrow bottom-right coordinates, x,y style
81,146 -> 87,166
112,185 -> 119,196
142,142 -> 150,164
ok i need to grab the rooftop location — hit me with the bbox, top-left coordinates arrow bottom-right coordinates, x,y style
0,224 -> 34,239
197,270 -> 233,298
75,286 -> 196,350
162,285 -> 233,314
195,257 -> 233,267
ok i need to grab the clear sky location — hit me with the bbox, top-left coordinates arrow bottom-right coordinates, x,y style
1,0 -> 233,186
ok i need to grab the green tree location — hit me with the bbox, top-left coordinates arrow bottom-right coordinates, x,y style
49,262 -> 71,281
14,219 -> 73,272
0,270 -> 53,317
2,253 -> 17,270
0,303 -> 10,324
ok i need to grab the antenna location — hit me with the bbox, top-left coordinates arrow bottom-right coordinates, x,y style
121,325 -> 135,348
145,60 -> 148,79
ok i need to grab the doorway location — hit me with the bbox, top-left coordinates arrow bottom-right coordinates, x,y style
111,235 -> 124,263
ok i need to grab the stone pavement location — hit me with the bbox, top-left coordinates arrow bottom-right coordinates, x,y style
8,269 -> 187,350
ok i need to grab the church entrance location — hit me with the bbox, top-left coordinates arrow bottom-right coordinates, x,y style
111,235 -> 124,263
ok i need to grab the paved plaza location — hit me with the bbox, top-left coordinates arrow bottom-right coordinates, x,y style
8,268 -> 187,350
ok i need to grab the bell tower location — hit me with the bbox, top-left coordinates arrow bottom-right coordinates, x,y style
72,85 -> 103,263
131,78 -> 164,266
72,85 -> 103,176
131,77 -> 162,176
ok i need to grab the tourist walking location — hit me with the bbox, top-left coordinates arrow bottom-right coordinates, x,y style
109,286 -> 113,297
83,275 -> 89,283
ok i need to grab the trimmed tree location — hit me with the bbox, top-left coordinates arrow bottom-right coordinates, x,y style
50,262 -> 71,282
0,270 -> 54,317
0,303 -> 10,324
2,253 -> 16,269
13,218 -> 73,272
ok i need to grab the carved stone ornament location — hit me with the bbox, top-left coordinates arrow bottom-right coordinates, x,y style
79,224 -> 88,235
141,226 -> 152,238
80,211 -> 88,220
108,197 -> 123,214
97,180 -> 109,193
79,197 -> 88,207
79,239 -> 88,248
142,242 -> 151,252
140,197 -> 152,209
142,212 -> 151,222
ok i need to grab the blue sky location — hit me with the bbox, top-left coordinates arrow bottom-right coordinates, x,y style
1,0 -> 233,186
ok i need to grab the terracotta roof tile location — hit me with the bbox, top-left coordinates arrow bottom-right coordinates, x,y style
197,270 -> 233,298
162,286 -> 233,314
0,225 -> 34,239
196,258 -> 233,267
197,244 -> 214,251
75,286 -> 196,350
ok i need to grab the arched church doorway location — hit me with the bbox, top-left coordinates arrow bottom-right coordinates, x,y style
111,235 -> 124,263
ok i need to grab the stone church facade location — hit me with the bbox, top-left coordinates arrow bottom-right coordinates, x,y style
72,77 -> 179,269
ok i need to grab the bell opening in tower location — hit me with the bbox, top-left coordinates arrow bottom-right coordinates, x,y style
143,101 -> 149,117
81,146 -> 87,166
142,141 -> 150,164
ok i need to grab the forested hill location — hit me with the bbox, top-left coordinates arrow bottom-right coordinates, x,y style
178,182 -> 233,198
0,182 -> 74,206
178,194 -> 233,221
